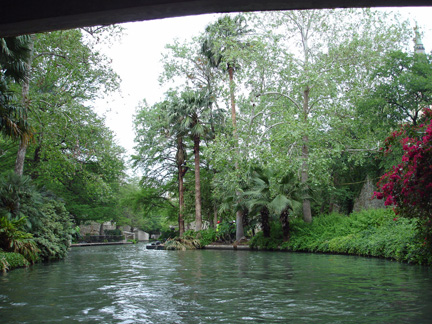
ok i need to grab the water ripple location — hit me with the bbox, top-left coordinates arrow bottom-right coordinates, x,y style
1,245 -> 432,323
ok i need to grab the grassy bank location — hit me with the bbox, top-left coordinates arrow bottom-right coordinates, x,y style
250,209 -> 431,265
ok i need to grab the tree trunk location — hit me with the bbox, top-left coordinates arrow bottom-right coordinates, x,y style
228,66 -> 237,131
15,141 -> 28,176
302,86 -> 312,223
194,135 -> 202,231
242,209 -> 249,229
213,205 -> 218,229
14,36 -> 35,176
178,163 -> 185,236
236,209 -> 244,240
14,74 -> 30,176
228,65 -> 245,240
176,136 -> 186,236
261,206 -> 270,238
280,209 -> 290,242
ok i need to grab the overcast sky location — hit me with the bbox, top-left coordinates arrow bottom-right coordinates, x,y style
93,7 -> 432,161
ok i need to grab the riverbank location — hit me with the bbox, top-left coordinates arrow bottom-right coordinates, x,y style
0,252 -> 29,272
3,208 -> 431,272
71,242 -> 133,247
174,208 -> 430,266
249,208 -> 432,266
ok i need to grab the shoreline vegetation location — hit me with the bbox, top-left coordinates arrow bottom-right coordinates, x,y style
2,208 -> 430,272
2,11 -> 432,273
166,208 -> 431,266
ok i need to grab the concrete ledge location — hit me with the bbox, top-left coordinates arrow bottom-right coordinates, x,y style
71,242 -> 133,247
205,244 -> 251,250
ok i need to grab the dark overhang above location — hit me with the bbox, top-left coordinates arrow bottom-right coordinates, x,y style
1,0 -> 431,37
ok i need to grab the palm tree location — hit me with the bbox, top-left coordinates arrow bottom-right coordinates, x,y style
201,15 -> 249,129
160,95 -> 188,236
168,90 -> 212,231
0,36 -> 32,142
201,14 -> 251,240
245,166 -> 273,238
246,166 -> 304,241
175,134 -> 187,236
0,36 -> 31,82
270,172 -> 302,242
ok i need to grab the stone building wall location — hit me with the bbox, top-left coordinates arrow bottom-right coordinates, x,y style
353,176 -> 385,212
79,222 -> 116,236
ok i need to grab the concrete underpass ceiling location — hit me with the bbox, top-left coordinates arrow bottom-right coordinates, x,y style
1,0 -> 431,37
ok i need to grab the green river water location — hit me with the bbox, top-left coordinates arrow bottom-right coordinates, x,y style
1,244 -> 432,323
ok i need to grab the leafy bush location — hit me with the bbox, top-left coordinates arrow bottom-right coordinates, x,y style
374,109 -> 432,252
194,228 -> 217,246
180,228 -> 217,247
249,222 -> 283,250
0,252 -> 29,272
277,209 -> 429,264
159,228 -> 178,241
165,235 -> 201,250
0,171 -> 43,227
0,215 -> 39,263
31,199 -> 73,261
215,222 -> 236,242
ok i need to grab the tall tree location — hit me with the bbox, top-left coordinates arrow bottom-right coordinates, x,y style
253,9 -> 411,221
165,95 -> 189,236
12,28 -> 120,178
202,14 -> 251,239
0,28 -> 125,225
14,36 -> 34,176
358,50 -> 432,127
174,90 -> 212,231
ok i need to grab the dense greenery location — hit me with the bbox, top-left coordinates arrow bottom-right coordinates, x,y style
135,9 -> 418,239
132,10 -> 432,265
1,9 -> 432,269
250,209 -> 430,265
0,252 -> 29,272
0,28 -> 137,270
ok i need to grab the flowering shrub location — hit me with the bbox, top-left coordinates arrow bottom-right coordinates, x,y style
374,108 -> 432,247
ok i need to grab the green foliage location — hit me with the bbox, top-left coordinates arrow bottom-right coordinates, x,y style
115,181 -> 177,234
216,222 -> 236,242
247,209 -> 431,265
278,209 -> 430,265
185,228 -> 217,246
166,228 -> 218,248
0,171 -> 43,226
0,36 -> 32,141
134,10 -> 416,241
0,28 -> 126,226
165,235 -> 201,250
31,198 -> 73,261
159,228 -> 178,241
249,222 -> 283,250
0,252 -> 29,272
359,51 -> 432,127
0,215 -> 39,263
0,172 -> 74,262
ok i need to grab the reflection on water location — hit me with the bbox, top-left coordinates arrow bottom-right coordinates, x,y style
1,244 -> 432,323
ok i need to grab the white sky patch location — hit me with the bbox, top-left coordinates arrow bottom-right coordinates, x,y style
93,14 -> 219,158
93,7 -> 432,162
